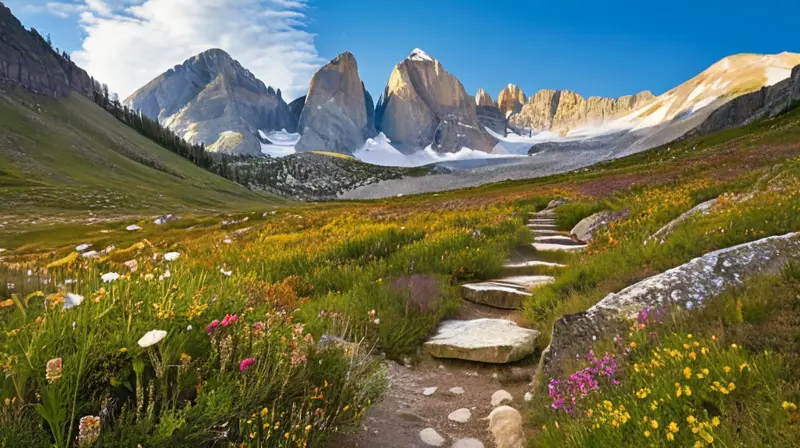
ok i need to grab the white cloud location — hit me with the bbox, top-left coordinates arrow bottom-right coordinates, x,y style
68,0 -> 322,100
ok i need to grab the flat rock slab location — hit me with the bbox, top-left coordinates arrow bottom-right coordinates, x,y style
504,260 -> 567,269
533,242 -> 587,252
448,408 -> 472,423
530,229 -> 565,236
529,218 -> 556,223
462,276 -> 553,309
425,319 -> 540,363
533,235 -> 579,244
420,428 -> 446,446
527,223 -> 558,229
453,439 -> 484,448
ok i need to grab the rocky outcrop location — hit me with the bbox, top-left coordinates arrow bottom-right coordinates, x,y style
288,95 -> 305,126
462,276 -> 554,309
690,64 -> 800,137
571,209 -> 628,243
487,406 -> 526,448
646,199 -> 717,244
541,232 -> 800,378
375,48 -> 497,153
425,319 -> 539,363
0,2 -> 93,97
475,88 -> 496,107
511,89 -> 654,135
125,48 -> 295,155
295,52 -> 371,155
497,84 -> 526,117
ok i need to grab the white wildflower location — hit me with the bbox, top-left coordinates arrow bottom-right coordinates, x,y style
63,293 -> 84,310
163,252 -> 180,261
126,224 -> 141,231
159,270 -> 171,280
101,272 -> 120,283
76,244 -> 92,252
81,251 -> 99,259
220,268 -> 232,277
186,325 -> 193,331
138,330 -> 167,348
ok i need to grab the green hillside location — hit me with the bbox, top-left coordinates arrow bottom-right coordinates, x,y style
0,89 -> 283,216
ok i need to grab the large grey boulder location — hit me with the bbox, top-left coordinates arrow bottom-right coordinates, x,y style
125,49 -> 295,155
295,52 -> 370,155
571,209 -> 628,243
375,49 -> 497,154
425,319 -> 539,363
646,199 -> 717,244
541,233 -> 800,378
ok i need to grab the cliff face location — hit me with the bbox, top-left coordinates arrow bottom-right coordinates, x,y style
511,89 -> 655,135
497,84 -> 526,116
125,49 -> 295,155
375,49 -> 496,153
295,52 -> 372,155
0,2 -> 93,97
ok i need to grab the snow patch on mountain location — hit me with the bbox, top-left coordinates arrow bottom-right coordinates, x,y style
408,48 -> 434,62
260,129 -> 300,157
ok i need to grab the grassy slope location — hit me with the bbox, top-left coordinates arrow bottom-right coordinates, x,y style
0,90 -> 283,215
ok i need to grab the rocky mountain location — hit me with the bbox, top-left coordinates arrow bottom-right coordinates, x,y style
497,84 -> 526,116
125,49 -> 295,155
690,63 -> 800,137
475,88 -> 496,107
511,89 -> 655,135
294,52 -> 375,155
475,88 -> 506,135
0,2 -> 93,97
375,49 -> 496,154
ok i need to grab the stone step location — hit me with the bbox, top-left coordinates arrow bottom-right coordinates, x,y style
533,235 -> 578,244
533,242 -> 587,252
529,218 -> 556,224
527,223 -> 558,229
462,276 -> 554,309
530,229 -> 565,236
424,319 -> 540,363
504,260 -> 567,269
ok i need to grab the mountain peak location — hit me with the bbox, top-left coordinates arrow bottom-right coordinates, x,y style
408,48 -> 434,62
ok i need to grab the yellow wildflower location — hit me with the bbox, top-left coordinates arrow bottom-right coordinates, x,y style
687,415 -> 696,424
687,334 -> 693,339
782,401 -> 798,411
650,420 -> 659,429
304,424 -> 312,432
668,422 -> 679,433
739,362 -> 750,372
684,386 -> 692,396
712,416 -> 721,426
723,366 -> 731,374
644,430 -> 651,438
666,432 -> 675,441
683,367 -> 692,379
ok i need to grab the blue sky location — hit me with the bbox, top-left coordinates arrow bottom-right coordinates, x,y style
8,0 -> 800,101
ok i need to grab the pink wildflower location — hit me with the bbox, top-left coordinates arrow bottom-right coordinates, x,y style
46,358 -> 62,383
239,358 -> 256,373
252,321 -> 266,335
206,319 -> 220,334
221,314 -> 238,327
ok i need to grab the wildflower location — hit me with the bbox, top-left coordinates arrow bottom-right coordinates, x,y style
688,351 -> 697,360
123,259 -> 139,272
221,314 -> 238,327
120,347 -> 127,353
687,415 -> 696,424
700,430 -> 714,444
206,320 -> 220,334
63,293 -> 84,311
159,270 -> 171,280
76,244 -> 92,252
782,401 -> 797,411
305,424 -> 312,432
164,252 -> 180,261
643,430 -> 651,438
684,385 -> 692,396
101,272 -> 120,283
77,415 -> 101,447
137,330 -> 167,348
239,358 -> 256,373
683,367 -> 692,379
712,416 -> 721,426
650,401 -> 658,411
650,420 -> 659,429
46,358 -> 62,383
739,362 -> 750,372
666,432 -> 675,441
186,325 -> 193,331
687,334 -> 693,339
220,267 -> 233,276
252,321 -> 266,335
668,422 -> 679,433
731,343 -> 738,350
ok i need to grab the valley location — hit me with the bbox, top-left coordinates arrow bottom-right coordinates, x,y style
2,1 -> 800,447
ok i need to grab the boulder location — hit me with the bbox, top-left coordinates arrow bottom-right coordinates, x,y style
490,390 -> 513,406
487,406 -> 526,448
419,428 -> 446,447
570,209 -> 628,243
375,48 -> 497,154
425,319 -> 539,363
541,232 -> 800,378
453,439 -> 484,448
295,52 -> 370,155
645,199 -> 717,244
447,408 -> 471,423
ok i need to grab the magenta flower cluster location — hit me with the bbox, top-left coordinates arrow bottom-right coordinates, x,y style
548,350 -> 619,414
206,314 -> 239,334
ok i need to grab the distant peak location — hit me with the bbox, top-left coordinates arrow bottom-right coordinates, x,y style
196,48 -> 232,59
408,48 -> 434,62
